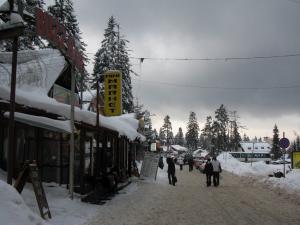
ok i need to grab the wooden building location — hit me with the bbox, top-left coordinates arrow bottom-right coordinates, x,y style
0,49 -> 144,195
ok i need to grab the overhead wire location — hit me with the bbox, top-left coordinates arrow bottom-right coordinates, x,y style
132,78 -> 300,90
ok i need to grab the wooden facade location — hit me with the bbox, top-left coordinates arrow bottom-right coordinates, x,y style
0,101 -> 139,195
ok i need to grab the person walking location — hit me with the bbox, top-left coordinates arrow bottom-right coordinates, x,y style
167,156 -> 176,186
178,156 -> 184,171
188,156 -> 193,172
203,158 -> 213,187
211,156 -> 222,187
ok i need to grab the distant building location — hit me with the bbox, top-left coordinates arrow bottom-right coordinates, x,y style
239,141 -> 271,153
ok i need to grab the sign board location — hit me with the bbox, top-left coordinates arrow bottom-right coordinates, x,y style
104,70 -> 122,116
28,164 -> 52,219
35,8 -> 84,73
14,163 -> 51,219
140,152 -> 160,180
292,151 -> 300,169
279,138 -> 290,149
150,143 -> 157,152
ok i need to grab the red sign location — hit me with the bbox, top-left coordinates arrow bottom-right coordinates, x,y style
36,8 -> 84,73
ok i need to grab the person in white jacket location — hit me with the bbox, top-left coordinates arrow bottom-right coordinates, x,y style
178,156 -> 184,170
211,156 -> 222,186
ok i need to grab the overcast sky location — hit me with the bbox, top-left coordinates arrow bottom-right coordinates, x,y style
46,0 -> 300,140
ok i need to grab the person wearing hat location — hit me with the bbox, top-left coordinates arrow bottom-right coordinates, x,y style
203,158 -> 213,187
167,156 -> 176,185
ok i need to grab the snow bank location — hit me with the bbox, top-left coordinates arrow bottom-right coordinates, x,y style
218,152 -> 300,192
0,180 -> 51,225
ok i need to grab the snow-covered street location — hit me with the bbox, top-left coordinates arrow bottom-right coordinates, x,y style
83,165 -> 300,225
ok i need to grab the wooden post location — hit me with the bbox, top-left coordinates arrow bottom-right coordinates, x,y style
79,129 -> 85,194
95,80 -> 100,177
7,37 -> 18,185
69,64 -> 75,199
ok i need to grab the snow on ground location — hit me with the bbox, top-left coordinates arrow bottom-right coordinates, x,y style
218,152 -> 300,193
0,172 -> 50,225
0,170 -> 99,225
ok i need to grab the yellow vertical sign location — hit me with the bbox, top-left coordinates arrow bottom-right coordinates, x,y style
292,151 -> 300,169
104,70 -> 122,116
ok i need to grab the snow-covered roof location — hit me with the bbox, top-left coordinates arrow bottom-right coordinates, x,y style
4,112 -> 72,134
171,145 -> 188,152
0,49 -> 144,141
240,142 -> 271,153
0,49 -> 65,93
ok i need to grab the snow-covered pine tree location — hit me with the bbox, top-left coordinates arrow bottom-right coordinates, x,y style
175,127 -> 185,146
91,16 -> 134,113
185,112 -> 199,151
0,0 -> 46,51
48,0 -> 88,91
271,124 -> 281,159
161,115 -> 172,146
116,36 -> 133,113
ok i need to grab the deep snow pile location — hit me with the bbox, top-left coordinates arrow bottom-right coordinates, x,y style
0,170 -> 98,225
218,152 -> 300,192
0,179 -> 51,225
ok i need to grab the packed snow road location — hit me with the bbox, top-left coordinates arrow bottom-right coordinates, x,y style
84,166 -> 300,225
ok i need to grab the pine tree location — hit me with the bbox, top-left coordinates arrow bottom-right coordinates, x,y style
229,121 -> 241,151
133,100 -> 144,119
48,0 -> 88,91
175,127 -> 185,146
271,124 -> 281,159
243,133 -> 250,141
185,112 -> 200,151
213,104 -> 229,152
161,115 -> 172,146
143,110 -> 153,142
0,0 -> 46,51
153,129 -> 158,140
91,16 -> 133,113
201,116 -> 214,151
158,127 -> 166,143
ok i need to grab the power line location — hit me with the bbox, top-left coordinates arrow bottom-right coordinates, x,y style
132,78 -> 300,90
130,53 -> 300,62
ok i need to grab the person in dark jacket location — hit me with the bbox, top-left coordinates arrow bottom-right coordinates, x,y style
188,156 -> 194,172
167,156 -> 176,185
203,158 -> 213,187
